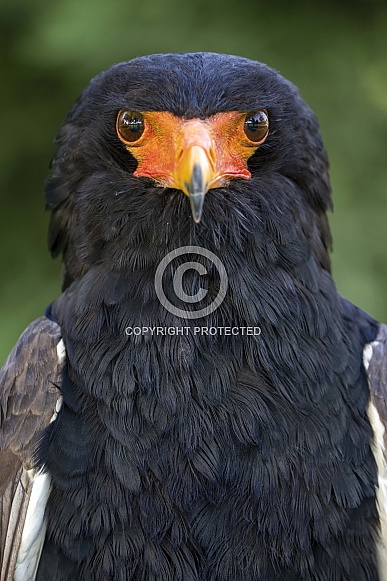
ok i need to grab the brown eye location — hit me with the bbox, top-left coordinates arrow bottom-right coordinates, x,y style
244,110 -> 269,143
116,110 -> 145,143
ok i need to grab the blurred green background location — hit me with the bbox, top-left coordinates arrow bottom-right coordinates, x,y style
1,0 -> 387,364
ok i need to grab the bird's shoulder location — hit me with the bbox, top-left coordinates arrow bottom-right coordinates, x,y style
364,322 -> 387,444
0,315 -> 64,472
364,323 -> 387,577
0,315 -> 64,581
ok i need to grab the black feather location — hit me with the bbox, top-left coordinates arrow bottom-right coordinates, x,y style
35,54 -> 380,580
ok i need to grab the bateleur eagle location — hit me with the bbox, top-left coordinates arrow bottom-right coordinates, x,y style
1,52 -> 387,581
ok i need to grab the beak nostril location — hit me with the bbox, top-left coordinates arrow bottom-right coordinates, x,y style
177,148 -> 184,163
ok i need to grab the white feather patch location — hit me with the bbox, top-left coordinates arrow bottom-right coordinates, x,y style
14,394 -> 63,580
363,343 -> 374,371
363,340 -> 382,371
50,395 -> 63,424
367,401 -> 387,581
56,339 -> 66,365
13,471 -> 51,581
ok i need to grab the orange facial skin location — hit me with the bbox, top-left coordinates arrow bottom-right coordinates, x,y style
117,111 -> 267,191
116,110 -> 268,222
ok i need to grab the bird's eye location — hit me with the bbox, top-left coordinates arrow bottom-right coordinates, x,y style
116,110 -> 145,143
244,110 -> 269,143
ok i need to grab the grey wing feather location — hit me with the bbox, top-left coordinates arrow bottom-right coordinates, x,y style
365,323 -> 387,579
366,323 -> 387,448
0,316 -> 63,581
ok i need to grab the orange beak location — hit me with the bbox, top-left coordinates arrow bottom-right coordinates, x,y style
119,111 -> 262,223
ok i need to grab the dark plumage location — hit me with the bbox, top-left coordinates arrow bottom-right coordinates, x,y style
1,53 -> 387,580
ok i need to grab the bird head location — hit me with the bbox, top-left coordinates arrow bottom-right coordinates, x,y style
45,53 -> 332,289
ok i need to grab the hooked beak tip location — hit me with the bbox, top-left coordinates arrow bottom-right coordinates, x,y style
185,162 -> 207,223
189,191 -> 205,223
